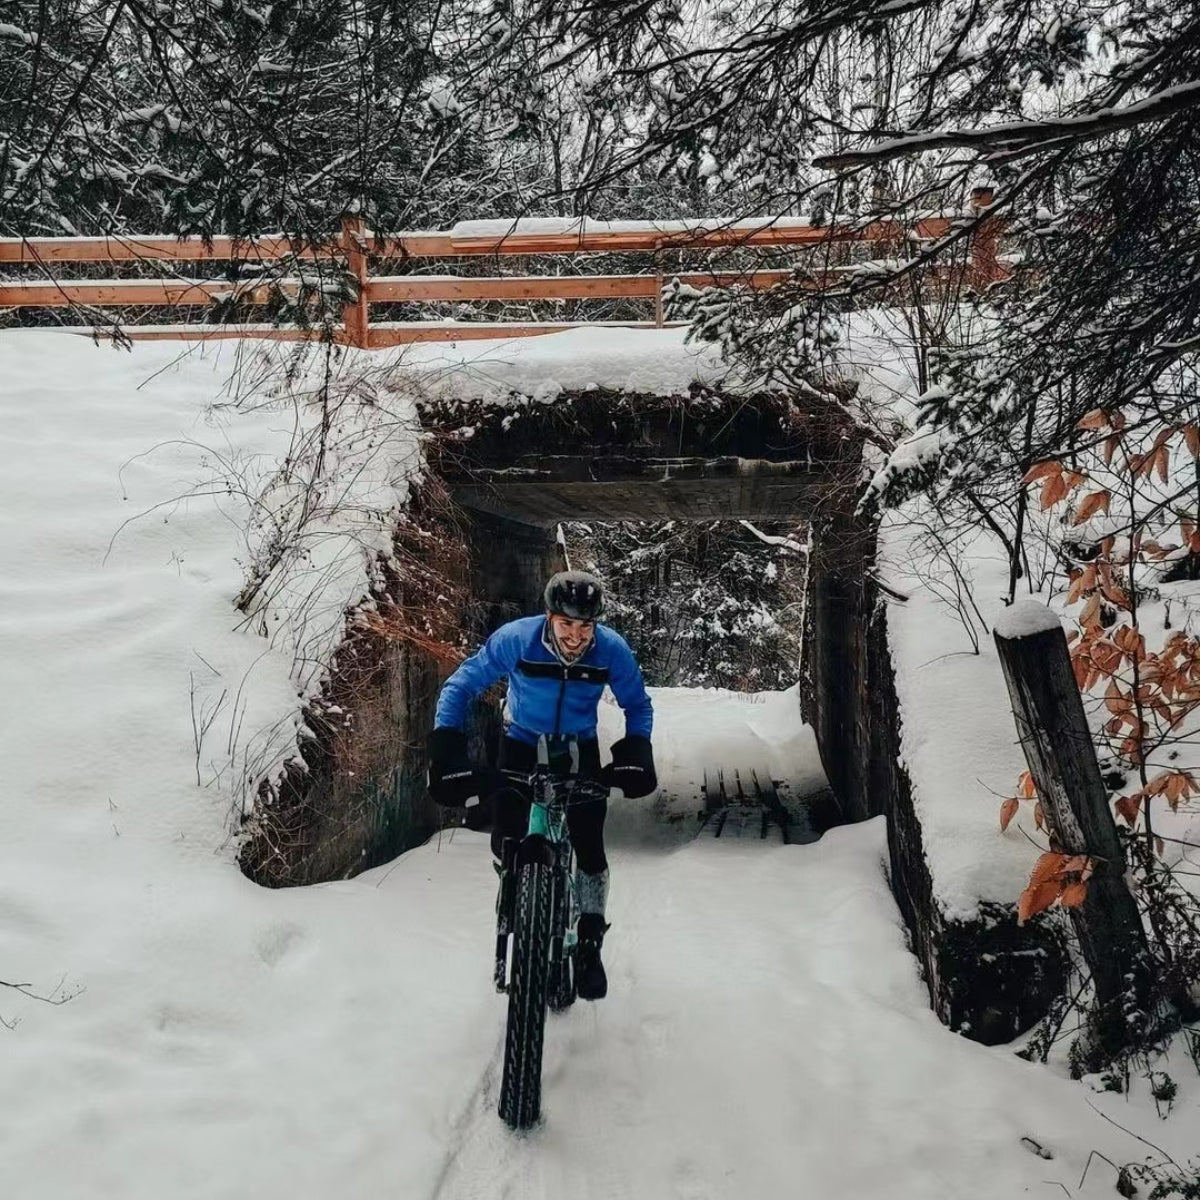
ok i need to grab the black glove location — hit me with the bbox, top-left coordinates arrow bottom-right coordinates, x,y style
602,735 -> 657,798
427,727 -> 490,807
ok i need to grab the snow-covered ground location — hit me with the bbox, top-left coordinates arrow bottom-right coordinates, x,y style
2,329 -> 1197,1198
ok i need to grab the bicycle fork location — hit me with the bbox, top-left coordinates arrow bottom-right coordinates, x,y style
549,842 -> 574,966
494,838 -> 519,993
493,837 -> 574,995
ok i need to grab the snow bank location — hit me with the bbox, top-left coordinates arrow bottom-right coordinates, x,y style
0,333 -> 419,836
879,513 -> 1043,920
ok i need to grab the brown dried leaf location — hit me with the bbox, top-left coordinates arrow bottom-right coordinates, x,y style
1068,564 -> 1096,605
1030,852 -> 1071,889
1123,736 -> 1145,764
1099,572 -> 1132,610
1115,794 -> 1142,826
1091,641 -> 1122,674
1041,470 -> 1069,510
1155,444 -> 1170,483
1022,460 -> 1062,484
1104,679 -> 1129,716
1073,490 -> 1111,524
1000,797 -> 1019,832
1073,654 -> 1091,688
1018,880 -> 1064,925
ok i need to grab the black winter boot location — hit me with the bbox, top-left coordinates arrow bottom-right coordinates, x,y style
576,913 -> 609,1001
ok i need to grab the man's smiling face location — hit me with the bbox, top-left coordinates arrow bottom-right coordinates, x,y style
548,613 -> 595,660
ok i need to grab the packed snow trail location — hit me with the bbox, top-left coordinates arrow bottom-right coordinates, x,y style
419,821 -> 1132,1200
3,333 -> 1198,1199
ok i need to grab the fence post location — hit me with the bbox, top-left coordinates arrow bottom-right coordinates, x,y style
969,185 -> 1000,288
653,237 -> 664,329
341,214 -> 369,349
993,600 -> 1152,1064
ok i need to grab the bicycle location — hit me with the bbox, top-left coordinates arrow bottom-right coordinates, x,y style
492,734 -> 609,1130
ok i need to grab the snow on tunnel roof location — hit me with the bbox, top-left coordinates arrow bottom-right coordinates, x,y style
388,325 -> 728,404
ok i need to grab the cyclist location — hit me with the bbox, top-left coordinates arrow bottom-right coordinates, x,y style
427,570 -> 657,1000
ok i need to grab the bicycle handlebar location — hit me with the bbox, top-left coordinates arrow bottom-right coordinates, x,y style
524,771 -> 610,806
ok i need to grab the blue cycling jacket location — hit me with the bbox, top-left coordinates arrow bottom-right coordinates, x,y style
434,616 -> 653,745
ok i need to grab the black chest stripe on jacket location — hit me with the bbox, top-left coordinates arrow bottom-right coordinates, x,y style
516,658 -> 611,685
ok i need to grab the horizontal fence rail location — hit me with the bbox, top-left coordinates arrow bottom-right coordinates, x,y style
0,191 -> 1003,347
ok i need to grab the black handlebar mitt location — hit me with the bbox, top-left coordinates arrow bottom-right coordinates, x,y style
602,735 -> 657,799
427,727 -> 481,807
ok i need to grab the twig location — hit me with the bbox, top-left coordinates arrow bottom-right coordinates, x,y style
1079,1149 -> 1120,1190
1083,1099 -> 1179,1168
0,975 -> 80,1006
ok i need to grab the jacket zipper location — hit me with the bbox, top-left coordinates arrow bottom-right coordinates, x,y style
552,668 -> 567,736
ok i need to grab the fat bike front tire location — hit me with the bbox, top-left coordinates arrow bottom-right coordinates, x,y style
498,854 -> 553,1129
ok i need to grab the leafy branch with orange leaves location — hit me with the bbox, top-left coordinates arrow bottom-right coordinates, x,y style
1001,399 -> 1200,1029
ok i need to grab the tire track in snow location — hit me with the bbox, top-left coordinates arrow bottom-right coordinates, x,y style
429,844 -> 672,1200
428,1039 -> 504,1200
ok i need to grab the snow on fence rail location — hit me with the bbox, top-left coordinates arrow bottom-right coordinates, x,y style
0,190 -> 1002,348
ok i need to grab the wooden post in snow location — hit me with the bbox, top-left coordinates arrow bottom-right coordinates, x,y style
993,600 -> 1152,1063
341,214 -> 370,349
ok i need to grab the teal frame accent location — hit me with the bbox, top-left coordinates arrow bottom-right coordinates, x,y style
526,788 -> 571,842
523,738 -> 588,951
526,792 -> 553,838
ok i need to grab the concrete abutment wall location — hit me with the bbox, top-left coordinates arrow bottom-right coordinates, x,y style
799,503 -> 1068,1044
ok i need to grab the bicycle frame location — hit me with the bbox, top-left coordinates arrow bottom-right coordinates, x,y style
493,735 -> 606,995
495,734 -> 610,1129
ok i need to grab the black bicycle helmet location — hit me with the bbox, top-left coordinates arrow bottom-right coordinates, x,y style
544,570 -> 605,621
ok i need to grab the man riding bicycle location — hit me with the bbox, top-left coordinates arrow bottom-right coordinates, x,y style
426,570 -> 657,1001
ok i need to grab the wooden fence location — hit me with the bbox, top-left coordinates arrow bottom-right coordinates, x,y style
0,189 -> 1002,348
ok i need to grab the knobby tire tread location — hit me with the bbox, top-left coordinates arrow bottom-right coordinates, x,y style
499,860 -> 552,1129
